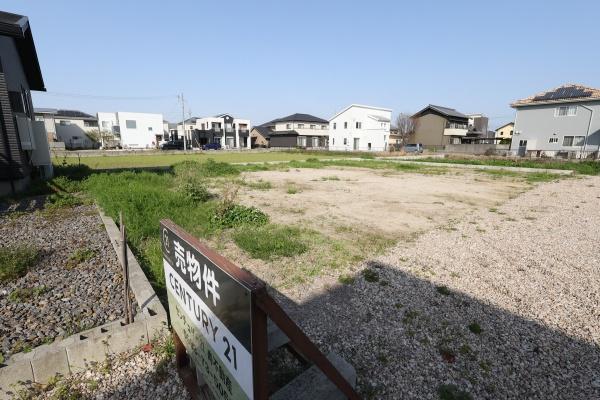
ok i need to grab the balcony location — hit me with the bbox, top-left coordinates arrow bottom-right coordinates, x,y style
443,128 -> 468,137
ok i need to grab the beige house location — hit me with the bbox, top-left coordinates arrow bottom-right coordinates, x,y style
410,105 -> 469,148
250,126 -> 271,147
495,122 -> 514,140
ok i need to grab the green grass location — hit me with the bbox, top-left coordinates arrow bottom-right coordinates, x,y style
338,274 -> 356,285
8,285 -> 49,302
468,322 -> 483,334
52,151 -> 357,170
286,186 -> 299,194
66,248 -> 97,269
414,157 -> 600,175
232,225 -> 308,260
362,268 -> 380,283
0,245 -> 38,283
243,179 -> 272,190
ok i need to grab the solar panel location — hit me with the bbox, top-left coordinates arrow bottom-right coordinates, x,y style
533,87 -> 593,102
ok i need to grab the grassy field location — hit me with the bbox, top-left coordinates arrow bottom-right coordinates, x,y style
52,150 -> 360,169
412,157 -> 600,175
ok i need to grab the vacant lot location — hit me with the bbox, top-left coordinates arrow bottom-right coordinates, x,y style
52,150 -> 358,169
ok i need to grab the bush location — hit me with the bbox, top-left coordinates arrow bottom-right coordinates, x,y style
173,159 -> 239,178
178,180 -> 211,203
212,204 -> 269,228
0,245 -> 38,283
233,225 -> 308,260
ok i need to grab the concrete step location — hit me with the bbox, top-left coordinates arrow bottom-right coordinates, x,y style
270,352 -> 356,400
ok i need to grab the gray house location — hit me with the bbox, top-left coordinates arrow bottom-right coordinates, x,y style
511,84 -> 600,157
255,113 -> 329,148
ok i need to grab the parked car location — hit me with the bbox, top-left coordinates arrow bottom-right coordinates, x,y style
202,142 -> 222,150
404,143 -> 423,153
160,140 -> 184,150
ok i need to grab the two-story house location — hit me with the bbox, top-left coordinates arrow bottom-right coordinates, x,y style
495,122 -> 514,142
34,108 -> 99,149
328,104 -> 391,151
97,111 -> 164,149
253,113 -> 328,148
180,114 -> 251,149
0,11 -> 52,196
510,84 -> 600,157
410,105 -> 469,148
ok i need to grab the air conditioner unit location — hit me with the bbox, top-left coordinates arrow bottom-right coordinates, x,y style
16,116 -> 36,150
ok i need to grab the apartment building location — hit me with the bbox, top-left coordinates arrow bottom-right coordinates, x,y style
179,113 -> 251,149
328,104 -> 391,151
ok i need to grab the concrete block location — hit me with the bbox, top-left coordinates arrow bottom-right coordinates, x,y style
65,334 -> 109,373
31,347 -> 70,384
271,352 -> 356,400
145,314 -> 168,341
0,360 -> 34,400
106,319 -> 148,356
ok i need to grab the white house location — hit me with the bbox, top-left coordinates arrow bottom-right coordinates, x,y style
34,108 -> 99,149
178,113 -> 251,149
97,111 -> 164,149
328,104 -> 392,151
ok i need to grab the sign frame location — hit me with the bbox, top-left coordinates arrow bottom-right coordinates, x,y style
160,219 -> 359,400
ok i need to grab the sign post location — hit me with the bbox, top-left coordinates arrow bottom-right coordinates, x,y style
160,219 -> 358,400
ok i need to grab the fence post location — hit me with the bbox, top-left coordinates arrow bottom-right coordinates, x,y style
120,211 -> 132,324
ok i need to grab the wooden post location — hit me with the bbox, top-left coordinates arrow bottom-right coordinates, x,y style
120,212 -> 131,324
252,295 -> 269,400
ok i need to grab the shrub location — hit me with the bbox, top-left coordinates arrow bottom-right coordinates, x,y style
178,180 -> 211,202
362,268 -> 379,283
66,248 -> 97,269
468,322 -> 482,334
0,245 -> 38,283
212,204 -> 269,228
233,225 -> 308,260
436,285 -> 452,296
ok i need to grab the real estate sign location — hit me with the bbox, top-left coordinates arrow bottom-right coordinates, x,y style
161,221 -> 254,400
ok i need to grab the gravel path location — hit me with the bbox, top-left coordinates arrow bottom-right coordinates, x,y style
273,176 -> 600,399
0,204 -> 136,358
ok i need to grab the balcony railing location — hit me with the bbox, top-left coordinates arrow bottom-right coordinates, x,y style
443,128 -> 468,137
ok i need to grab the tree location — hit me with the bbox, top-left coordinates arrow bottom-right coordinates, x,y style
394,113 -> 418,147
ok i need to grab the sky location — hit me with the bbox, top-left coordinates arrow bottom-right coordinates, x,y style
4,0 -> 600,129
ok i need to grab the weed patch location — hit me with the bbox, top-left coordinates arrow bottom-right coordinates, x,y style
0,245 -> 38,283
212,204 -> 269,228
468,322 -> 482,334
362,268 -> 379,283
8,285 -> 49,302
233,225 -> 308,260
338,274 -> 355,285
66,248 -> 97,269
436,285 -> 452,296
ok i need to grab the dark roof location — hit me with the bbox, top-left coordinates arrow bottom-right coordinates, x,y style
511,84 -> 600,107
412,105 -> 467,119
53,109 -> 96,120
0,11 -> 45,91
252,126 -> 272,138
268,130 -> 300,136
262,113 -> 328,125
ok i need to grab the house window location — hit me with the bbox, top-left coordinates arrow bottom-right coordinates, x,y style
574,136 -> 585,146
333,123 -> 336,129
8,91 -> 24,113
59,120 -> 71,126
321,125 -> 327,129
562,136 -> 574,146
555,105 -> 577,117
84,120 -> 98,127
298,124 -> 304,129
286,123 -> 291,129
126,120 -> 137,129
343,138 -> 347,145
356,122 -> 362,129
102,121 -> 110,128
148,127 -> 153,131
35,116 -> 44,122
310,124 -> 315,129
332,138 -> 335,145
344,122 -> 348,129
297,136 -> 307,147
368,143 -> 372,150
510,130 -> 513,135
548,137 -> 559,143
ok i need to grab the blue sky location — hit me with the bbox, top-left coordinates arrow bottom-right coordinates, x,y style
5,0 -> 600,128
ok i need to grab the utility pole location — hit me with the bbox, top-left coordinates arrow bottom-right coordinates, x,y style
179,93 -> 187,151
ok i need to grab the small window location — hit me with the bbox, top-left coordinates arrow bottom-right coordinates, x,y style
510,130 -> 513,135
148,127 -> 153,131
548,137 -> 559,143
343,138 -> 347,145
574,136 -> 585,146
8,91 -> 24,113
35,116 -> 44,122
298,124 -> 304,129
286,123 -> 291,129
332,138 -> 335,145
356,122 -> 362,129
126,120 -> 137,129
321,125 -> 327,129
333,123 -> 336,129
59,120 -> 71,126
368,143 -> 372,150
310,124 -> 316,129
562,136 -> 574,146
555,105 -> 577,117
344,122 -> 348,129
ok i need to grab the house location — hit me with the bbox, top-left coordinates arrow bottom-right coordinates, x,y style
179,114 -> 251,149
410,105 -> 470,147
0,10 -> 52,196
510,84 -> 600,157
254,113 -> 328,148
162,120 -> 177,141
97,111 -> 164,149
495,122 -> 514,141
328,105 -> 391,151
250,125 -> 271,148
34,108 -> 99,149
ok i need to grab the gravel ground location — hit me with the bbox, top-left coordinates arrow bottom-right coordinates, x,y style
272,176 -> 600,399
18,334 -> 190,400
0,204 -> 136,358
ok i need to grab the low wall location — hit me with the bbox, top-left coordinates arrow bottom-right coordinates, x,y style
0,208 -> 167,399
445,144 -> 510,155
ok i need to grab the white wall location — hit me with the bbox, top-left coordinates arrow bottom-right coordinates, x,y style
117,112 -> 163,148
274,121 -> 328,136
328,105 -> 391,151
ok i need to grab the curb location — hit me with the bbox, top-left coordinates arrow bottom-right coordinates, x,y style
0,207 -> 168,399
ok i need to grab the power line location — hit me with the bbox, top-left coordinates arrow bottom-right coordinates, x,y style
38,91 -> 178,100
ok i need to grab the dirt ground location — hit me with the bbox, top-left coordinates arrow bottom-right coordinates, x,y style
238,167 -> 528,239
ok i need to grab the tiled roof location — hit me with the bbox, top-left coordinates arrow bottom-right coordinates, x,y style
412,105 -> 467,119
511,84 -> 600,107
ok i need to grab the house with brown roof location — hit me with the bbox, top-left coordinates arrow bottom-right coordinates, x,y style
510,84 -> 600,157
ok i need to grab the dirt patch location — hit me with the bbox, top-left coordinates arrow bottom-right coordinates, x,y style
239,167 -> 528,238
